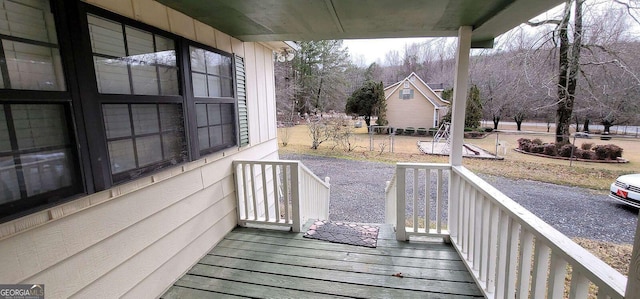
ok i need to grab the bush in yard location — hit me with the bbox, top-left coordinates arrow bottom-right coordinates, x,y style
482,127 -> 494,132
581,142 -> 594,151
543,144 -> 557,156
559,144 -> 577,158
593,144 -> 623,160
428,128 -> 438,136
395,128 -> 404,135
517,138 -> 532,149
405,127 -> 415,135
532,138 -> 543,145
531,145 -> 545,154
580,150 -> 596,160
417,128 -> 427,136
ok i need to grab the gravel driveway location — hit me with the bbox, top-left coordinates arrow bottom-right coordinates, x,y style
281,153 -> 638,244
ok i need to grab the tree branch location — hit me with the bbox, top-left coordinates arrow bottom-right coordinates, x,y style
526,20 -> 562,26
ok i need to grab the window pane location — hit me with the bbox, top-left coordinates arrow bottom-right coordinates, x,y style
130,64 -> 159,95
207,75 -> 221,97
221,103 -> 234,124
192,73 -> 207,97
0,106 -> 9,151
205,51 -> 221,75
190,46 -> 205,73
162,133 -> 183,162
21,149 -> 73,196
0,157 -> 19,204
103,104 -> 131,139
158,66 -> 179,95
195,103 -> 207,127
131,104 -> 159,135
94,56 -> 131,94
136,135 -> 162,166
198,127 -> 209,150
125,26 -> 154,56
159,104 -> 182,131
155,35 -> 174,53
220,55 -> 232,77
209,125 -> 223,147
108,139 -> 136,174
221,78 -> 233,97
0,0 -> 57,44
87,14 -> 126,57
207,104 -> 221,125
4,40 -> 65,91
222,124 -> 235,145
13,104 -> 68,150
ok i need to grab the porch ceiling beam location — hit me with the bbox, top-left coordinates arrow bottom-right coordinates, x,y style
449,26 -> 472,167
324,0 -> 345,33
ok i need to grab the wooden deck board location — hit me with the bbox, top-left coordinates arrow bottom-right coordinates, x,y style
162,224 -> 483,298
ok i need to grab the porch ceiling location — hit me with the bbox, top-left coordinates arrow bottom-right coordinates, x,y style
156,0 -> 564,47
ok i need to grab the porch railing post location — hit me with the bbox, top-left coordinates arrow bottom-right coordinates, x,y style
290,163 -> 301,232
625,212 -> 640,297
395,165 -> 407,241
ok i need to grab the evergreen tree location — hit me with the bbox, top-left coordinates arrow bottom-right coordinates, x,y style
345,81 -> 385,128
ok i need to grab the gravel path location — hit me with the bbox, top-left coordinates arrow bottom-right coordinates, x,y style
281,153 -> 638,244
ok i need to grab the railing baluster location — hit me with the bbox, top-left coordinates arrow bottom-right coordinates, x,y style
457,176 -> 465,246
272,164 -> 280,222
569,270 -> 590,299
424,169 -> 431,234
249,163 -> 258,220
473,192 -> 484,270
261,164 -> 269,221
436,169 -> 443,233
241,163 -> 250,222
487,203 -> 499,293
283,165 -> 290,223
449,170 -> 459,240
480,196 -> 490,283
547,253 -> 568,299
470,186 -> 478,269
462,180 -> 470,254
530,239 -> 551,298
396,166 -> 407,241
495,210 -> 510,298
517,229 -> 534,299
413,168 -> 418,232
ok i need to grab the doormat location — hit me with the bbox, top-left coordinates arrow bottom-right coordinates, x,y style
303,220 -> 379,248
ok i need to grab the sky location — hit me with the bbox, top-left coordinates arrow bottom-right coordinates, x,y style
343,38 -> 431,66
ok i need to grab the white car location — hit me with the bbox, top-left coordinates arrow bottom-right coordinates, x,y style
610,174 -> 640,208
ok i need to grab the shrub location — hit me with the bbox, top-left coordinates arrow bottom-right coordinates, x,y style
543,144 -> 557,156
482,127 -> 494,132
594,144 -> 623,160
580,150 -> 596,160
531,145 -> 545,154
532,138 -> 543,145
417,128 -> 428,136
559,144 -> 577,158
395,128 -> 403,135
428,128 -> 438,136
517,138 -> 532,148
404,127 -> 415,135
464,132 -> 484,138
581,143 -> 594,151
464,127 -> 474,132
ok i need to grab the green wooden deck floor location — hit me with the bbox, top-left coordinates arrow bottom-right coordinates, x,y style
161,224 -> 483,298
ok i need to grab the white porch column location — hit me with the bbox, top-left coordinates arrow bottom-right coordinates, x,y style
449,26 -> 472,166
625,214 -> 640,297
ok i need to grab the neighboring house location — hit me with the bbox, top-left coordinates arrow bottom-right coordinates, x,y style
384,73 -> 449,129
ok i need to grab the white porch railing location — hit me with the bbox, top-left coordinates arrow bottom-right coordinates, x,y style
233,160 -> 330,232
385,163 -> 449,241
387,162 -> 627,299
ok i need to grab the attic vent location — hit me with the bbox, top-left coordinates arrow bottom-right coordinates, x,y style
402,89 -> 411,95
403,82 -> 409,88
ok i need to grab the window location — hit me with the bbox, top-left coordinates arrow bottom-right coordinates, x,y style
401,88 -> 414,100
84,11 -> 187,184
189,45 -> 236,154
0,0 -> 65,90
87,14 -> 179,95
0,0 -> 82,221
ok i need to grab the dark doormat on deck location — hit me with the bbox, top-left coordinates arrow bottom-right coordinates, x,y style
303,220 -> 379,248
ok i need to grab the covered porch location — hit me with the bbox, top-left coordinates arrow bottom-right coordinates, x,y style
155,0 -> 638,298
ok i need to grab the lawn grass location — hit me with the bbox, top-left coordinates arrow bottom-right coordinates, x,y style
279,124 -> 639,191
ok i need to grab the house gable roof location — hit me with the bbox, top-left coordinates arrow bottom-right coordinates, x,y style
385,73 -> 450,108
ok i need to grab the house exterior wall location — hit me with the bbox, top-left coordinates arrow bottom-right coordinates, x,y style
386,88 -> 436,129
0,0 -> 279,298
